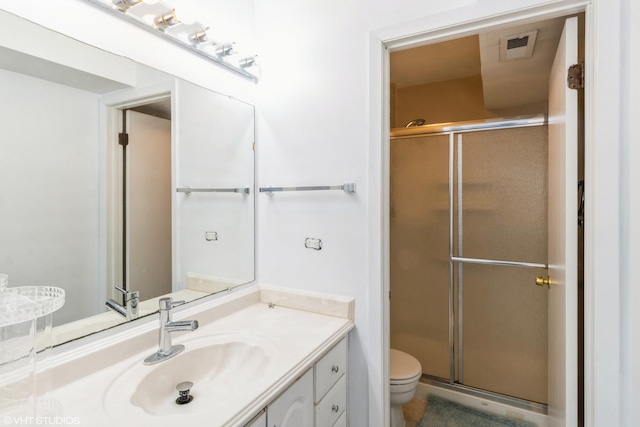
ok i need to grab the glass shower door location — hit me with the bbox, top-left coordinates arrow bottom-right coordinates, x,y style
454,126 -> 549,403
390,121 -> 549,406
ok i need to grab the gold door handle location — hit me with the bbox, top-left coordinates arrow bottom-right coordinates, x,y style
535,276 -> 550,289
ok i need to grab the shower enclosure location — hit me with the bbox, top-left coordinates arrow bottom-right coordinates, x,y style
390,115 -> 549,412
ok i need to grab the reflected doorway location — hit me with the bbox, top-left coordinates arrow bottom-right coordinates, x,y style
112,97 -> 173,306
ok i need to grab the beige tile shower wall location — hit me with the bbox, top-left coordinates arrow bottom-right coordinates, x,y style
393,76 -> 548,129
390,134 -> 451,379
394,75 -> 498,128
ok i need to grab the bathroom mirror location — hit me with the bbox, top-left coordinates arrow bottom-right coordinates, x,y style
0,10 -> 255,346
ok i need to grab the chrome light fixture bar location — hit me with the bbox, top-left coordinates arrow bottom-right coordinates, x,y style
85,0 -> 259,82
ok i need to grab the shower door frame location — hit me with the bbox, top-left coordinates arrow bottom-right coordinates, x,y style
391,115 -> 549,413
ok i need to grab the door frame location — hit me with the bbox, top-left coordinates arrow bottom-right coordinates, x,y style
369,1 -> 623,425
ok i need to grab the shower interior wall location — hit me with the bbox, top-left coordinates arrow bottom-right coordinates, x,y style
393,76 -> 548,128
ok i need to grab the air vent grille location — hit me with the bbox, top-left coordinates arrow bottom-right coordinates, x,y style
500,30 -> 538,61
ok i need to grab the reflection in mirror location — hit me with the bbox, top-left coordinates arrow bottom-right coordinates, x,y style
105,102 -> 174,321
125,105 -> 173,303
0,10 -> 255,346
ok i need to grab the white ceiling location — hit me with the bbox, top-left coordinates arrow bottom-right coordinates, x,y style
390,16 -> 568,111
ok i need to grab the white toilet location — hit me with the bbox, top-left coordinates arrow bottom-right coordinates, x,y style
390,348 -> 422,427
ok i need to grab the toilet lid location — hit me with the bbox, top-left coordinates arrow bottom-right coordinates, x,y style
390,349 -> 422,380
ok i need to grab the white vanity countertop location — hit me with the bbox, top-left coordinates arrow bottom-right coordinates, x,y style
49,285 -> 354,427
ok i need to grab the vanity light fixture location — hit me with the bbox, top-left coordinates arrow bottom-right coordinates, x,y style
85,0 -> 259,81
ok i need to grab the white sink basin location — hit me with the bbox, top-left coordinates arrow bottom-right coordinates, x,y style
103,333 -> 275,419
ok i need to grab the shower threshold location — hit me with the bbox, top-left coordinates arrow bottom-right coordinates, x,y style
420,374 -> 548,415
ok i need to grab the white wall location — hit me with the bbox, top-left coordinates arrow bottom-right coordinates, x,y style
0,69 -> 101,325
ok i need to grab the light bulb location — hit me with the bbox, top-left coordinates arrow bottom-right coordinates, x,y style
189,28 -> 210,44
154,9 -> 180,29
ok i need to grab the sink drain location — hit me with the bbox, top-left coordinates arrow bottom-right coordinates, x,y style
175,381 -> 194,405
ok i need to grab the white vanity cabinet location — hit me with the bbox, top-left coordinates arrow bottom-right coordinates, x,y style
314,338 -> 348,426
267,369 -> 314,427
257,337 -> 348,427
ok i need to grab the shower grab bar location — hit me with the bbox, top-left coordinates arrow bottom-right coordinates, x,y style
177,186 -> 250,195
259,182 -> 356,193
451,256 -> 547,269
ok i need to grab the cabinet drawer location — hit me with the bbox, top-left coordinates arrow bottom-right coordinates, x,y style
314,338 -> 347,402
315,374 -> 346,427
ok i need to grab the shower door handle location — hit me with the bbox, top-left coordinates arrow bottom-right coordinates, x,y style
535,276 -> 551,289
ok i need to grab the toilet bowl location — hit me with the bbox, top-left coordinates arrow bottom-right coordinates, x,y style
390,349 -> 422,427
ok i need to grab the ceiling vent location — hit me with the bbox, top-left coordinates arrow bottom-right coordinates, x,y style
499,30 -> 538,61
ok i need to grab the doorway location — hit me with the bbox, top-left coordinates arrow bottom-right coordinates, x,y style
386,13 -> 584,425
122,105 -> 173,301
106,94 -> 174,308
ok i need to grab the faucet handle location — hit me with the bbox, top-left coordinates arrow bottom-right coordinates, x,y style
115,286 -> 139,301
159,297 -> 185,310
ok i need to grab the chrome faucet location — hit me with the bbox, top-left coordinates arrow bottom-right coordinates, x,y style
105,286 -> 139,320
144,297 -> 198,365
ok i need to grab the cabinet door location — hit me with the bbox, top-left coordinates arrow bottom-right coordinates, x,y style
268,369 -> 313,427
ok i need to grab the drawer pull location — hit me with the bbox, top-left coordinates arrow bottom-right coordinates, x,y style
332,404 -> 340,413
331,365 -> 340,373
